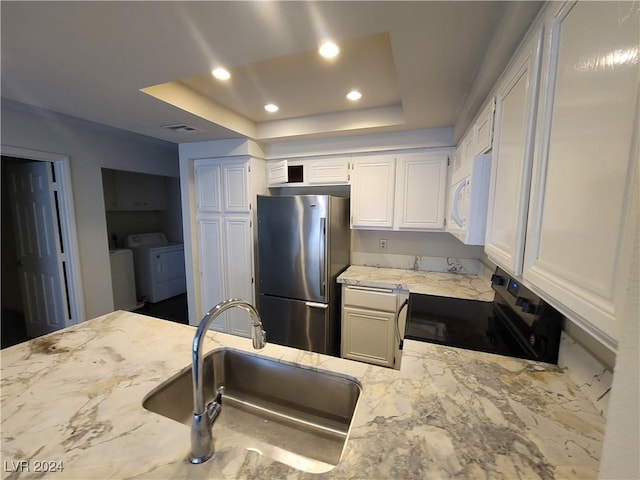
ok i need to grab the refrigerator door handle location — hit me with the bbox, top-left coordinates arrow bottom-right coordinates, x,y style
305,301 -> 329,309
319,217 -> 326,297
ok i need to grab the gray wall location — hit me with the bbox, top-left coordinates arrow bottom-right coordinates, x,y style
1,103 -> 179,320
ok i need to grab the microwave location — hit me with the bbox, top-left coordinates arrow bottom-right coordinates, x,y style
446,154 -> 491,245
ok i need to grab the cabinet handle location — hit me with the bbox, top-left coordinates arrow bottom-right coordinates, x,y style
319,217 -> 326,297
346,285 -> 394,294
305,301 -> 328,309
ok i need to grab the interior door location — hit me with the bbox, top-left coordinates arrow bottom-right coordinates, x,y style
6,161 -> 69,337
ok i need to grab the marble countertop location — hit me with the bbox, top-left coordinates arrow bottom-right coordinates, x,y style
1,311 -> 604,479
338,265 -> 495,302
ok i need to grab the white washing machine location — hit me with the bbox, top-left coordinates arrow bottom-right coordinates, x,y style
125,233 -> 186,303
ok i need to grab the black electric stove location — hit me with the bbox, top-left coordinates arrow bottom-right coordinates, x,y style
404,267 -> 564,364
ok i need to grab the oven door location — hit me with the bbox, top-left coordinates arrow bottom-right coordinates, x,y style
405,294 -> 494,352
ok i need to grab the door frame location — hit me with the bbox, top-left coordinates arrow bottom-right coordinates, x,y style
2,145 -> 85,327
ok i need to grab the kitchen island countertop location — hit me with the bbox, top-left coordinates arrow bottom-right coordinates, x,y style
1,311 -> 604,479
337,264 -> 495,302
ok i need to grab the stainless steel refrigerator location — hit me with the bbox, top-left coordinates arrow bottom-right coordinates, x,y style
257,195 -> 350,356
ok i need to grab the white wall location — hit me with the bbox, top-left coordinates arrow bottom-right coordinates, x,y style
352,230 -> 483,258
1,103 -> 179,320
599,168 -> 640,479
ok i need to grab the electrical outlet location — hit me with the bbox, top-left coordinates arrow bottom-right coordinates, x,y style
379,239 -> 388,251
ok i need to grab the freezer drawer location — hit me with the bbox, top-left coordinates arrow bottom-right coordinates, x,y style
259,294 -> 338,356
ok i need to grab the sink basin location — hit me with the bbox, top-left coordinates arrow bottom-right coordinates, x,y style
143,347 -> 362,473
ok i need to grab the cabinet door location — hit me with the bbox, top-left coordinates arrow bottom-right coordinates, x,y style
267,160 -> 288,185
351,156 -> 395,229
224,216 -> 253,337
194,162 -> 222,212
474,98 -> 495,155
524,1 -> 638,344
113,171 -> 166,211
484,28 -> 543,275
308,157 -> 350,185
342,306 -> 395,367
452,132 -> 475,185
394,153 -> 448,230
197,215 -> 226,332
222,162 -> 250,212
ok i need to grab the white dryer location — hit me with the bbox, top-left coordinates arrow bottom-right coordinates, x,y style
125,233 -> 186,303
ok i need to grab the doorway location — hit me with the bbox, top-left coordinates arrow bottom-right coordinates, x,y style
1,147 -> 84,348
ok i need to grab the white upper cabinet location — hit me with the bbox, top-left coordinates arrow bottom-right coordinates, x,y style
267,156 -> 350,187
267,159 -> 288,186
523,1 -> 638,345
484,27 -> 543,275
474,98 -> 495,155
351,155 -> 396,229
394,153 -> 448,230
307,157 -> 349,185
103,170 -> 167,211
452,131 -> 475,184
222,162 -> 250,212
194,163 -> 222,212
351,151 -> 448,231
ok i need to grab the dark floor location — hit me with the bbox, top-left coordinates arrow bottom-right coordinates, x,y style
134,293 -> 189,325
1,294 -> 189,350
1,309 -> 30,349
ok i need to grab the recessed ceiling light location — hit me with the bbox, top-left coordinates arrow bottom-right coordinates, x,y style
211,68 -> 231,80
319,41 -> 340,59
264,103 -> 279,113
346,90 -> 363,101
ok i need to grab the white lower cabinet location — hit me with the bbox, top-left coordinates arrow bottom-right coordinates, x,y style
341,285 -> 408,368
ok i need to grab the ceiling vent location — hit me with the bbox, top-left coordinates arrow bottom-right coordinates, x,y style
161,123 -> 203,134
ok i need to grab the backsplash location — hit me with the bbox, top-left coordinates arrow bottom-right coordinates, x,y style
350,252 -> 481,274
350,230 -> 484,274
558,332 -> 613,418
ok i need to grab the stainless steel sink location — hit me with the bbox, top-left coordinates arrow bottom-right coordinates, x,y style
143,347 -> 362,473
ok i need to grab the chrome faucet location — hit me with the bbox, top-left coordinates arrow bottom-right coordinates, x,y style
189,298 -> 266,464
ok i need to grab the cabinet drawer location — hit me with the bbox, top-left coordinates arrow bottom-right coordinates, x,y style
344,286 -> 397,312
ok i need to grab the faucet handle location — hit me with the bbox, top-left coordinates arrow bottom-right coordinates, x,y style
205,386 -> 225,425
215,386 -> 225,404
252,325 -> 266,350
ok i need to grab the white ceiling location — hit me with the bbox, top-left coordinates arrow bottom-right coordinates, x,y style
1,1 -> 541,145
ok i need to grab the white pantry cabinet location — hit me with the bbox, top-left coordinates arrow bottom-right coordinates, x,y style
484,26 -> 543,276
351,151 -> 448,231
194,157 -> 266,337
523,1 -> 639,345
341,285 -> 409,368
